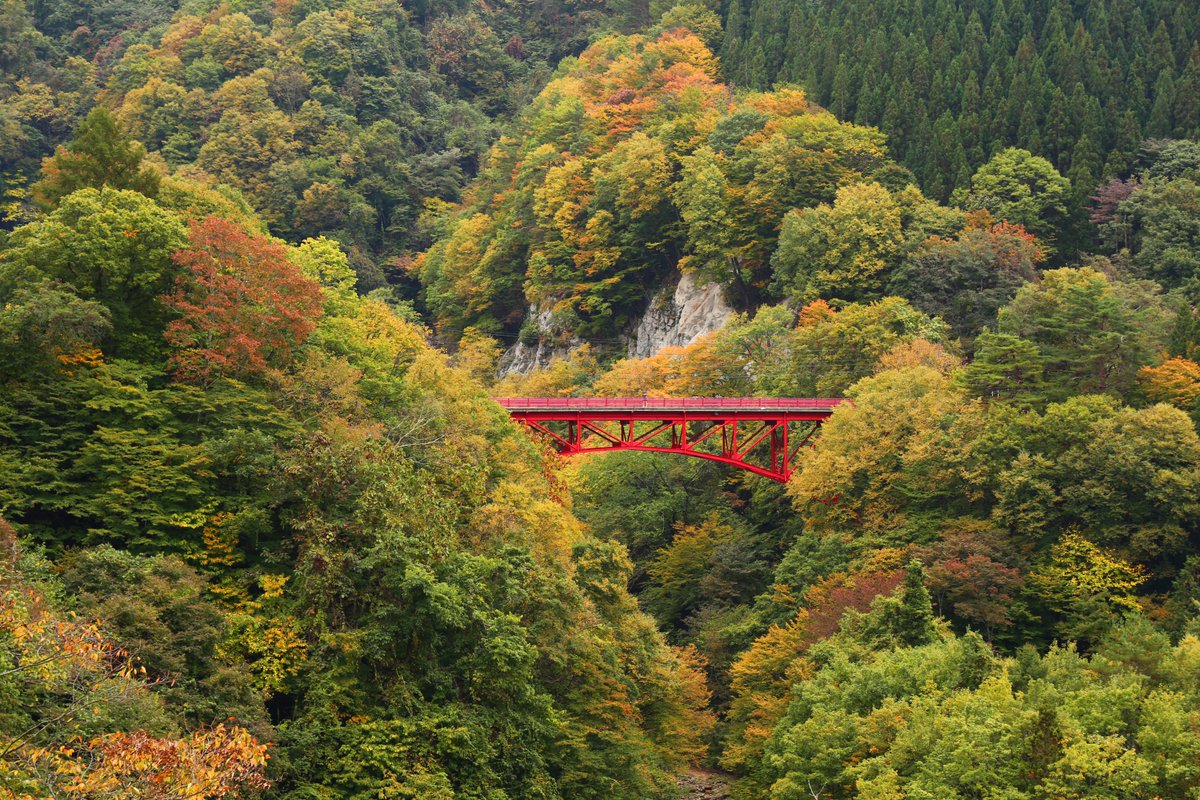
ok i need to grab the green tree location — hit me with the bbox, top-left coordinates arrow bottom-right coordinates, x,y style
1,188 -> 187,357
997,267 -> 1172,401
1118,176 -> 1200,298
773,297 -> 948,397
646,513 -> 764,630
1026,533 -> 1146,645
957,148 -> 1070,249
675,146 -> 743,286
890,222 -> 1043,343
959,331 -> 1046,405
772,182 -> 904,301
32,107 -> 160,208
986,397 -> 1200,564
787,365 -> 980,539
858,560 -> 937,648
0,281 -> 111,375
57,546 -> 268,734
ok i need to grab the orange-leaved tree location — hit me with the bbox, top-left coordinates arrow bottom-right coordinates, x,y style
720,568 -> 903,771
1139,357 -> 1200,409
8,727 -> 271,800
163,217 -> 323,384
0,519 -> 270,798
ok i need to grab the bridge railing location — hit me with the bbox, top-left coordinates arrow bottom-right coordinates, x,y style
493,397 -> 847,410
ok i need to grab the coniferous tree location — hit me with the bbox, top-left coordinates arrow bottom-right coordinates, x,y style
32,107 -> 160,208
720,0 -> 1197,215
895,560 -> 937,646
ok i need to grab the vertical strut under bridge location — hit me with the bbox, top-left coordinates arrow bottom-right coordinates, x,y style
494,397 -> 845,482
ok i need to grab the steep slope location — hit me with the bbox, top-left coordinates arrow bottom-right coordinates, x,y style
723,0 -> 1199,211
0,125 -> 714,796
0,0 -> 628,284
417,27 -> 914,349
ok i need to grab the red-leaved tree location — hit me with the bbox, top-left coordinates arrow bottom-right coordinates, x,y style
163,217 -> 323,383
915,527 -> 1024,639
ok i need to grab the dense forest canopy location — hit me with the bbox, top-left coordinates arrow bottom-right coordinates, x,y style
723,0 -> 1200,208
419,2 -> 1200,355
0,145 -> 713,797
3,0 -> 1200,797
418,29 -> 902,341
1,0 -> 642,287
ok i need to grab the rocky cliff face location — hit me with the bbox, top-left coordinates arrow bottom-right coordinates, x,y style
498,271 -> 733,375
497,304 -> 577,376
627,271 -> 733,359
497,335 -> 563,376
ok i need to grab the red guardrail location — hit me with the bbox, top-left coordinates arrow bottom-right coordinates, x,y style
493,397 -> 846,410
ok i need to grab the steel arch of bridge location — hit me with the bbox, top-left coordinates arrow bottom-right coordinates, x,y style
495,397 -> 846,482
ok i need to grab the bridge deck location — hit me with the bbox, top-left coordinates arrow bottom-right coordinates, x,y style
495,397 -> 844,481
494,397 -> 846,414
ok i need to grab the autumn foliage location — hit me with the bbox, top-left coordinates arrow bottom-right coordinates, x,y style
419,29 -> 892,341
721,569 -> 903,770
8,727 -> 270,800
1139,357 -> 1200,409
4,2 -> 1200,797
163,217 -> 323,383
0,526 -> 269,799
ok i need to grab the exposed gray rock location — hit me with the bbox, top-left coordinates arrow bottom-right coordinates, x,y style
497,304 -> 577,376
677,770 -> 732,799
628,271 -> 733,359
497,337 -> 554,376
496,271 -> 734,376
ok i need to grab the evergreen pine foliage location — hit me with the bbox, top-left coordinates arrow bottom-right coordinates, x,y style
32,107 -> 160,207
723,0 -> 1199,204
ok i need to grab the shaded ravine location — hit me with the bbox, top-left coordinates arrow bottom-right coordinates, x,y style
678,769 -> 732,799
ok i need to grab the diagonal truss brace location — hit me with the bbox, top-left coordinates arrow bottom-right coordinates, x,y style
512,412 -> 827,483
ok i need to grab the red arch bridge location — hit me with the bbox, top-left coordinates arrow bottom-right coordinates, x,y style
494,397 -> 846,482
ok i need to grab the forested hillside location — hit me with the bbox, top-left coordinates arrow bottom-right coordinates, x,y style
4,0 -> 1200,798
420,10 -> 1200,351
464,17 -> 1200,799
1,0 -> 643,287
0,126 -> 713,795
722,0 -> 1200,216
418,27 -> 902,341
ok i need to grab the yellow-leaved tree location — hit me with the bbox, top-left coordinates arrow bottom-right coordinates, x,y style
0,521 -> 270,799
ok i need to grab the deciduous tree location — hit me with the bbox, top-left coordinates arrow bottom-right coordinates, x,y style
957,148 -> 1069,249
772,182 -> 904,301
163,217 -> 323,383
